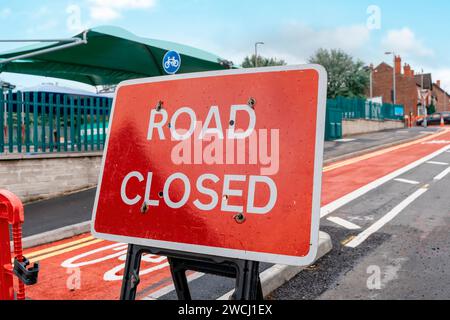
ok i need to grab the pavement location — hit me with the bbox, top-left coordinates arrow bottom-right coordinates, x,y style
14,127 -> 450,300
22,127 -> 442,237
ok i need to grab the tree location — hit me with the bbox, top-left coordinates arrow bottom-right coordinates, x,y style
308,49 -> 370,99
241,55 -> 287,68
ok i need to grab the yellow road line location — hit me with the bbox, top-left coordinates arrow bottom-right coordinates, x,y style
29,239 -> 104,264
25,236 -> 95,259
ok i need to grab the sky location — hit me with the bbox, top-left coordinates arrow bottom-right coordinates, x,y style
1,0 -> 450,92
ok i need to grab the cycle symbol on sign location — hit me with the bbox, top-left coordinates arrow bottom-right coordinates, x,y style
163,51 -> 181,74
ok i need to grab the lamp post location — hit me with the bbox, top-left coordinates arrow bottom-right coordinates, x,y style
254,42 -> 264,68
385,52 -> 396,105
420,68 -> 428,128
363,66 -> 373,99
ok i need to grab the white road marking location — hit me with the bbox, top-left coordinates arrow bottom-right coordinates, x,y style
394,178 -> 420,185
334,138 -> 356,142
420,131 -> 435,135
434,167 -> 450,181
427,161 -> 449,166
422,140 -> 450,145
345,186 -> 429,248
327,217 -> 361,230
320,144 -> 450,218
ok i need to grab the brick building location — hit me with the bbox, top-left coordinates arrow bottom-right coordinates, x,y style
415,73 -> 434,116
370,56 -> 419,115
432,80 -> 450,113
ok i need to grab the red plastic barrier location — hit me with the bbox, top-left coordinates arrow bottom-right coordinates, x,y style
0,190 -> 26,300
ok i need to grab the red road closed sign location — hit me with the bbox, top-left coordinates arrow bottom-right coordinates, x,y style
92,65 -> 327,266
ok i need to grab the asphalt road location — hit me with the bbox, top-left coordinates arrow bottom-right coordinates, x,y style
271,148 -> 450,299
22,127 -> 441,237
22,188 -> 96,237
324,126 -> 439,161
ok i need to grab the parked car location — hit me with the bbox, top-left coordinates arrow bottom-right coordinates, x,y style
416,112 -> 450,126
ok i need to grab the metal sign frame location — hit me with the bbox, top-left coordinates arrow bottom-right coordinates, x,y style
120,245 -> 263,301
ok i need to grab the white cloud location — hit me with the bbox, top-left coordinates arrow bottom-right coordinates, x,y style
88,0 -> 155,9
280,23 -> 371,58
214,22 -> 371,66
382,28 -> 433,58
90,6 -> 121,21
87,0 -> 156,21
0,7 -> 12,19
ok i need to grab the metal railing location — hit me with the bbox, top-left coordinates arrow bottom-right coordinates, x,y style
0,90 -> 112,155
328,96 -> 404,121
325,97 -> 405,140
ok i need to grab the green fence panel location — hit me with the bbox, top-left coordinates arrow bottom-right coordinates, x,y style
63,95 -> 68,152
16,92 -> 23,153
24,92 -> 31,153
33,92 -> 38,152
325,96 -> 405,141
56,95 -> 61,152
49,94 -> 54,152
96,98 -> 101,151
7,90 -> 13,153
0,92 -> 113,155
40,93 -> 46,152
83,98 -> 88,152
101,98 -> 107,146
70,97 -> 75,151
76,97 -> 81,151
90,98 -> 95,151
0,92 -> 4,153
325,106 -> 342,140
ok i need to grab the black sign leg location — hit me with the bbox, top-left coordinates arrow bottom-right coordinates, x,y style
168,257 -> 192,300
119,245 -> 263,301
120,244 -> 142,300
233,261 -> 263,300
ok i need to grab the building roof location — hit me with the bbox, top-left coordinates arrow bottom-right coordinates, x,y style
432,82 -> 450,99
374,62 -> 392,71
415,73 -> 433,90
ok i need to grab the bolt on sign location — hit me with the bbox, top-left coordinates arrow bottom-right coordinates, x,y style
92,65 -> 327,266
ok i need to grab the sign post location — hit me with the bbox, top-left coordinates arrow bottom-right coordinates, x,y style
92,65 -> 327,300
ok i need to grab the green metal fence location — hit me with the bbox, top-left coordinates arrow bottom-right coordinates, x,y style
325,106 -> 343,141
1,91 -> 405,151
325,97 -> 405,141
0,90 -> 112,155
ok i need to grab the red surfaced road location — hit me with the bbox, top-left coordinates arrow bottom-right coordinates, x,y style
22,130 -> 450,300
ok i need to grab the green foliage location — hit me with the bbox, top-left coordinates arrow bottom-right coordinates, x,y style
427,104 -> 436,115
308,49 -> 370,99
241,55 -> 287,68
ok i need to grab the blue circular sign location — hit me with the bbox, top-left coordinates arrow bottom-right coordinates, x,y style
163,50 -> 181,74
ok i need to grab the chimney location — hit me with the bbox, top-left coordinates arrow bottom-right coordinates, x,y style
437,80 -> 441,87
404,64 -> 411,77
395,56 -> 402,75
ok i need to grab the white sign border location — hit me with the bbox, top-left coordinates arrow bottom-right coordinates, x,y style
91,64 -> 327,267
